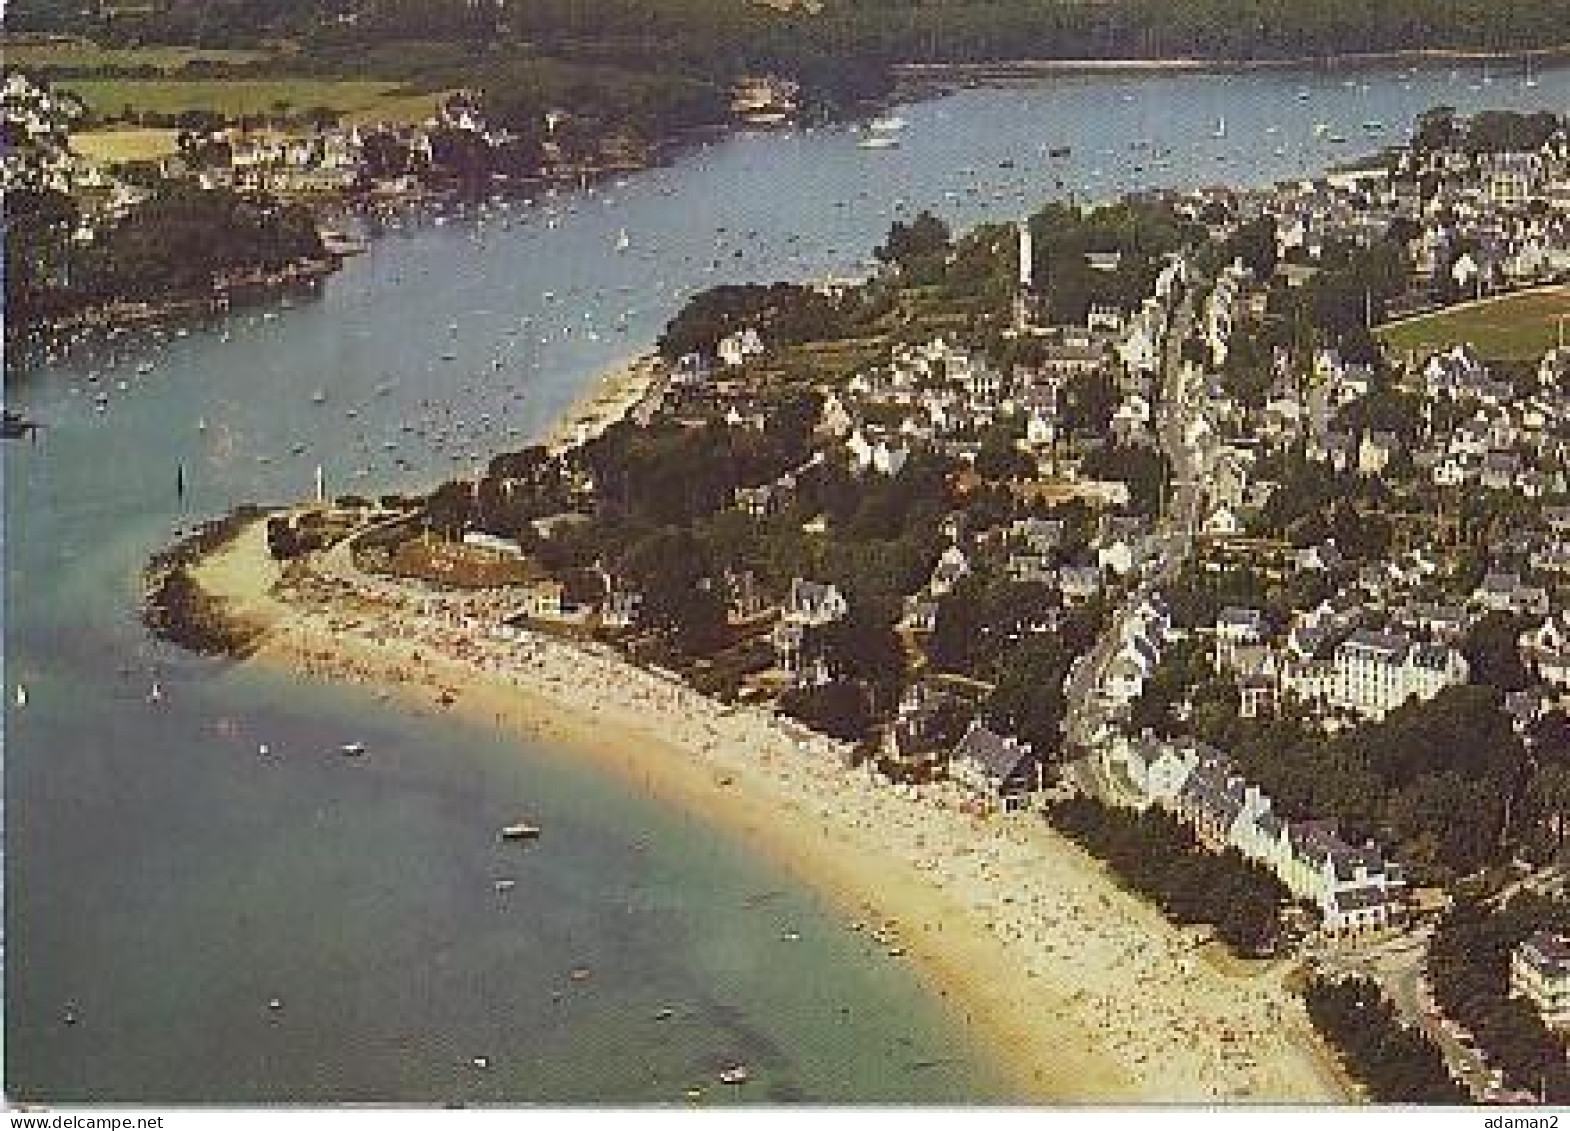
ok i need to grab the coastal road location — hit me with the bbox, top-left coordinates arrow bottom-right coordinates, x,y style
1305,927 -> 1499,1100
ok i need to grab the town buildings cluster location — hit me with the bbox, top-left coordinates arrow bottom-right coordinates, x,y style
151,89 -> 1561,964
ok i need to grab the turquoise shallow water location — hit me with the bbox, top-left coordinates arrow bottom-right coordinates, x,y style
6,661 -> 1006,1103
6,60 -> 1568,1102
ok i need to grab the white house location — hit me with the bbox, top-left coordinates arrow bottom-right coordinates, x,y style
784,578 -> 848,627
463,531 -> 524,558
1203,506 -> 1242,536
1511,931 -> 1570,1031
1275,820 -> 1406,934
717,326 -> 764,367
928,545 -> 971,597
1521,613 -> 1570,688
1103,634 -> 1160,706
1214,606 -> 1267,670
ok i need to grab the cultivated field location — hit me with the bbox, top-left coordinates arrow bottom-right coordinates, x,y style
1378,285 -> 1570,362
1,36 -> 272,70
70,127 -> 183,164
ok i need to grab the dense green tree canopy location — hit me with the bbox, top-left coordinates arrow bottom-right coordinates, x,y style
9,183 -> 325,328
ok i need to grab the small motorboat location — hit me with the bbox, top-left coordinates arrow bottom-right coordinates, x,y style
340,742 -> 366,757
494,878 -> 516,892
719,1065 -> 750,1086
654,1007 -> 675,1021
499,823 -> 541,841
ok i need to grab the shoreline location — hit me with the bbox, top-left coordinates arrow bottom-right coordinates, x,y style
32,43 -> 1561,348
542,353 -> 665,455
185,511 -> 1354,1105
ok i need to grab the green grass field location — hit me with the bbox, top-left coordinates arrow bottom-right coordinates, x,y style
2,36 -> 271,70
1378,285 -> 1570,362
56,78 -> 450,125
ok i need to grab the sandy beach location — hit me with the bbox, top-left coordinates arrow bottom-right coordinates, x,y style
190,515 -> 1355,1105
543,353 -> 665,454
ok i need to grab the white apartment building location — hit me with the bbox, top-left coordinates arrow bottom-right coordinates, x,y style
1286,628 -> 1468,721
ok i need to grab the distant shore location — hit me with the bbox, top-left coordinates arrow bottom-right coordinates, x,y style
10,255 -> 340,344
893,43 -> 1570,83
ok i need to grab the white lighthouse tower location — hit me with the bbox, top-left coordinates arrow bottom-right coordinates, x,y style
1013,219 -> 1035,330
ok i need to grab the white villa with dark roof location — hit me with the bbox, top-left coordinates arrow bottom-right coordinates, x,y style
784,578 -> 848,627
948,720 -> 1040,811
1213,606 -> 1267,669
773,578 -> 848,686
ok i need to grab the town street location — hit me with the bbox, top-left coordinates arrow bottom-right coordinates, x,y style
1066,276 -> 1204,798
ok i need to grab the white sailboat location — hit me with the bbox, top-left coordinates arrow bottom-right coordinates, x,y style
1213,116 -> 1227,139
14,684 -> 27,708
615,228 -> 630,253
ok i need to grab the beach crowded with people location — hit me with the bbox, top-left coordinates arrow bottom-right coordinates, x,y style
187,487 -> 1352,1104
